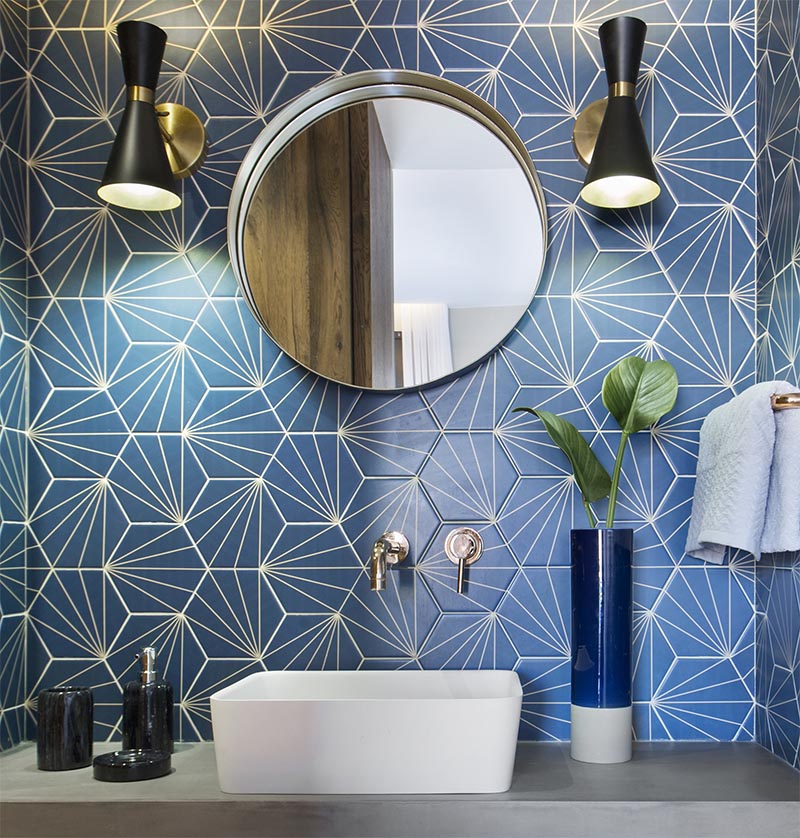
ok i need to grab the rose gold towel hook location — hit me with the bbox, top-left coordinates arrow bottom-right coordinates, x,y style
771,392 -> 800,411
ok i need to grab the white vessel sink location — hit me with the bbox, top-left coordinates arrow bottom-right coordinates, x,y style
210,670 -> 522,794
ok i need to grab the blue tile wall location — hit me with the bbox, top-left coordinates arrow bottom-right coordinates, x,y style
755,0 -> 800,770
0,0 -> 29,749
0,0 -> 768,746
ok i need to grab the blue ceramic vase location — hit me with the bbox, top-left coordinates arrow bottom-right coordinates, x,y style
570,528 -> 633,763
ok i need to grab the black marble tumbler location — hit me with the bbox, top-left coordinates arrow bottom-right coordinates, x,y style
37,686 -> 93,770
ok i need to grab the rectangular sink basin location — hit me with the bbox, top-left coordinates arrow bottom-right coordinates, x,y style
210,670 -> 522,794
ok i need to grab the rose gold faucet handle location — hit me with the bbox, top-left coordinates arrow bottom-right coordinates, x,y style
444,528 -> 483,594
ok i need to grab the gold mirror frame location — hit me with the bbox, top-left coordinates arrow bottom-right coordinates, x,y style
227,70 -> 548,391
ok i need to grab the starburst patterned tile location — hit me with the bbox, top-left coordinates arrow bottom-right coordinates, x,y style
0,613 -> 28,747
0,0 -> 28,745
261,523 -> 362,612
755,0 -> 800,768
517,656 -> 571,741
419,611 -> 518,670
186,477 -> 282,568
0,0 -> 797,758
498,567 -> 571,658
340,391 -> 440,476
341,475 -> 440,563
420,432 -> 517,522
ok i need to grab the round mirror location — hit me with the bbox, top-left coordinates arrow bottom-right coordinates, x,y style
228,70 -> 547,391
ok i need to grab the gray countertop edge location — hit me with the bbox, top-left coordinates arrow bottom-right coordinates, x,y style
2,799 -> 799,838
2,742 -> 798,838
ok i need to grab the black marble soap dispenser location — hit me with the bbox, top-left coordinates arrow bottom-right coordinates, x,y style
122,646 -> 174,754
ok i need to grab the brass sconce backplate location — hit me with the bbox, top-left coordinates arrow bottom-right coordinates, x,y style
573,98 -> 607,168
158,103 -> 208,179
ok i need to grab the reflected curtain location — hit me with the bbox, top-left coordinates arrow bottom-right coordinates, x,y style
394,303 -> 454,386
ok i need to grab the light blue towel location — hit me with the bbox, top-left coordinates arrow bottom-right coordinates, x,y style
761,387 -> 800,554
686,381 -> 800,563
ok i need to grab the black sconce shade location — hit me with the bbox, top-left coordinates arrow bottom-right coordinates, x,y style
97,21 -> 180,211
579,17 -> 660,209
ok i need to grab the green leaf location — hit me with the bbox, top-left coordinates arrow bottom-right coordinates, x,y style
513,408 -> 611,503
601,358 -> 678,434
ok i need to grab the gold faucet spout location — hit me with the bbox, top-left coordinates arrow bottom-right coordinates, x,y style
368,532 -> 409,592
370,539 -> 389,591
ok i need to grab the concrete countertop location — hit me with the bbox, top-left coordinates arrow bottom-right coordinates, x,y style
1,741 -> 798,837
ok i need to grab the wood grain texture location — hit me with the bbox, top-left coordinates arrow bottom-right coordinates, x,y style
364,103 -> 395,389
244,104 -> 396,387
244,109 -> 353,384
347,102 -> 395,388
348,102 -> 373,387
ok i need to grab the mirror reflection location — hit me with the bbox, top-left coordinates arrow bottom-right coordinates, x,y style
239,90 -> 545,390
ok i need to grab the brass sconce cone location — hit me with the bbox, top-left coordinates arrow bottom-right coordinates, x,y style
98,20 -> 207,211
574,16 -> 660,209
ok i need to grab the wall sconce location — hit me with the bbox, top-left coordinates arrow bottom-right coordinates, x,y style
573,17 -> 660,209
97,20 -> 206,212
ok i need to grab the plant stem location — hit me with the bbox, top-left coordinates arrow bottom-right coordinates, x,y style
606,431 -> 630,528
582,498 -> 597,528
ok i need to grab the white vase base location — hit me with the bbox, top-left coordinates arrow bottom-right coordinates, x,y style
570,704 -> 632,764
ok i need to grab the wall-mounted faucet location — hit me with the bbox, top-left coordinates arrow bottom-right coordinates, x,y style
444,528 -> 483,593
370,531 -> 409,591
